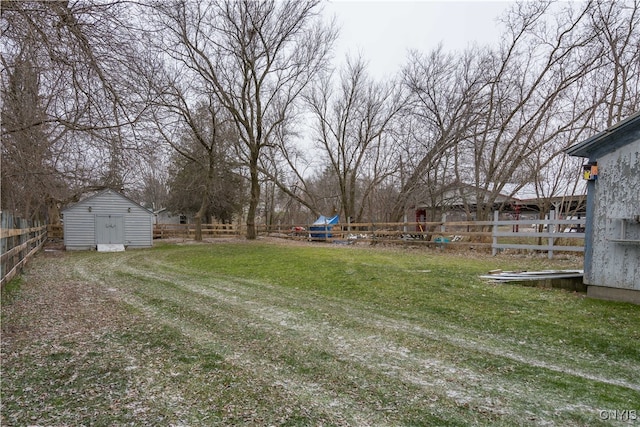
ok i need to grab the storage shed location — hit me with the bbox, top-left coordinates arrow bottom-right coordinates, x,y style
566,111 -> 640,304
62,189 -> 154,251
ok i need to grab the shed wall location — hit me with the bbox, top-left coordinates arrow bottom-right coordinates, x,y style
63,191 -> 153,250
588,141 -> 640,289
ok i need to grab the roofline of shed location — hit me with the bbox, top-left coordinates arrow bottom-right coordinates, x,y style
565,110 -> 640,158
61,188 -> 152,214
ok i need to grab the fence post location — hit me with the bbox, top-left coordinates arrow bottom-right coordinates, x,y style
1,213 -> 47,287
0,212 -> 8,280
492,210 -> 499,256
548,209 -> 556,259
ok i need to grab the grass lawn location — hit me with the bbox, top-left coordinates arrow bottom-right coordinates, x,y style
2,239 -> 639,426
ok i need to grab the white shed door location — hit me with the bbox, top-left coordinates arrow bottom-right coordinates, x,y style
96,215 -> 124,244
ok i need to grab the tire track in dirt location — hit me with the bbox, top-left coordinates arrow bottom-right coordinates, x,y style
72,253 -> 392,425
117,252 -> 640,392
70,251 -> 640,424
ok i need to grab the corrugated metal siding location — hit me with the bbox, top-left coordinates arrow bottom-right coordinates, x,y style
63,190 -> 153,250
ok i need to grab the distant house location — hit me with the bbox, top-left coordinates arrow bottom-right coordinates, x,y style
412,184 -> 518,224
411,183 -> 585,226
154,208 -> 189,225
566,112 -> 640,304
62,189 -> 154,251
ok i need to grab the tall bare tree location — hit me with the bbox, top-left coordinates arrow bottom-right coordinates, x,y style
146,60 -> 241,240
388,1 -> 640,225
1,1 -> 151,220
526,0 -> 640,223
148,0 -> 336,239
305,57 -> 405,224
586,0 -> 640,127
1,43 -> 57,220
390,47 -> 487,222
450,1 -> 606,220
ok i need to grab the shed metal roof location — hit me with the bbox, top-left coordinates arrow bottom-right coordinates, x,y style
565,111 -> 640,159
62,188 -> 153,215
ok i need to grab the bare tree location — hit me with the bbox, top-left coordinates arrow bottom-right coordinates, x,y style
472,0 -> 640,222
147,0 -> 336,239
148,66 -> 240,240
447,1 -> 608,221
389,1 -> 640,227
1,1 -> 152,220
1,43 -> 59,221
524,0 -> 640,226
132,155 -> 171,213
587,0 -> 640,127
305,57 -> 405,224
390,47 -> 487,222
253,117 -> 323,222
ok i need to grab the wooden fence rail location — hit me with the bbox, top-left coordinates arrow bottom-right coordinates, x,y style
1,212 -> 47,287
153,223 -> 239,239
47,224 -> 63,239
0,212 -> 582,286
154,213 -> 585,258
490,211 -> 585,259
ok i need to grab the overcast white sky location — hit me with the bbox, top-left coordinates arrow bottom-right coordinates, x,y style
323,0 -> 515,79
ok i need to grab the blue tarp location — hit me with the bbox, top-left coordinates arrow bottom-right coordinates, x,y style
310,215 -> 339,238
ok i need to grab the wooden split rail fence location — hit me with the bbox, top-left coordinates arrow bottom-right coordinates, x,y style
0,212 -> 583,286
154,212 -> 585,259
1,212 -> 47,287
490,211 -> 585,259
153,223 -> 239,239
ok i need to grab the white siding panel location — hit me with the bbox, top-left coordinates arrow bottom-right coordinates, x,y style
63,189 -> 153,250
125,213 -> 153,247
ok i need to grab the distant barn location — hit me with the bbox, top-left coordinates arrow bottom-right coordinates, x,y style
566,111 -> 640,304
62,189 -> 154,251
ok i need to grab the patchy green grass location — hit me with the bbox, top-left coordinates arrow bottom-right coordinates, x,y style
1,276 -> 22,305
2,240 -> 639,426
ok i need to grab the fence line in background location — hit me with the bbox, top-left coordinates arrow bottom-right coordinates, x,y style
491,210 -> 586,259
153,213 -> 585,258
153,223 -> 239,239
47,224 -> 63,239
0,211 -> 584,286
1,212 -> 48,287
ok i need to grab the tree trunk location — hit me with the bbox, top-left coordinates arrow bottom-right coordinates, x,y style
246,159 -> 260,240
194,212 -> 203,241
195,153 -> 217,242
46,197 -> 62,227
194,185 -> 208,241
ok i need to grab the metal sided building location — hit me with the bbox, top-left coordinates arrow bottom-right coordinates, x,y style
62,189 -> 154,251
566,111 -> 640,304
